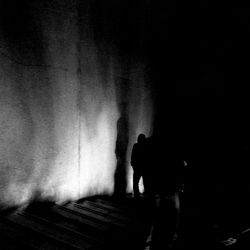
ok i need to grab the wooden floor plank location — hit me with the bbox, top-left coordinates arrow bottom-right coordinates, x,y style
0,196 -> 150,250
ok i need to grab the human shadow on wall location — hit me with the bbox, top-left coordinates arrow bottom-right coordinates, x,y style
113,77 -> 130,196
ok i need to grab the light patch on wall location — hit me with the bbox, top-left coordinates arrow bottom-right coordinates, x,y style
0,1 -> 154,208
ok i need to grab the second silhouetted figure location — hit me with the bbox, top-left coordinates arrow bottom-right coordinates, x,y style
131,134 -> 147,198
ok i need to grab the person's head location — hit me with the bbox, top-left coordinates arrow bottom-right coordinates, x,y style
137,133 -> 146,144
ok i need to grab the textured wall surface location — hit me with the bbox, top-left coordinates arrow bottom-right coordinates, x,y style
0,0 -> 154,207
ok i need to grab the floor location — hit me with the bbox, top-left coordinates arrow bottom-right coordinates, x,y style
0,193 -> 249,249
0,194 -> 152,250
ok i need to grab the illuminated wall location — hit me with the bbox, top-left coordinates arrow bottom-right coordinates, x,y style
0,0 -> 153,208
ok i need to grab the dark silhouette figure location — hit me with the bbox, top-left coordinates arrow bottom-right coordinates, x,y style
131,134 -> 147,197
144,135 -> 187,249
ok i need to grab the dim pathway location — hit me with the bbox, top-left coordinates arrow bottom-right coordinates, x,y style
1,194 -> 249,249
0,195 -> 152,250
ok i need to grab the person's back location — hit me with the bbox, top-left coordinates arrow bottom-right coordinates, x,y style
154,151 -> 185,195
146,136 -> 187,249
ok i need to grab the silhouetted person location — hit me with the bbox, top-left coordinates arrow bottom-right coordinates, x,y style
131,134 -> 147,198
145,135 -> 187,249
142,135 -> 156,197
